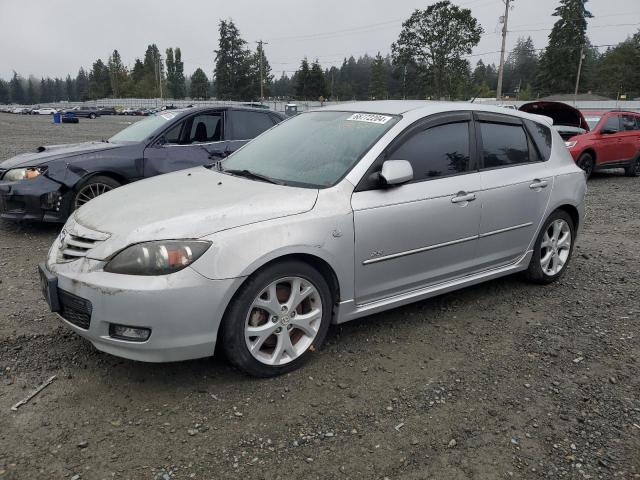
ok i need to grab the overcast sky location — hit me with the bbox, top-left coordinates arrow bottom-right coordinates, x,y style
0,0 -> 638,80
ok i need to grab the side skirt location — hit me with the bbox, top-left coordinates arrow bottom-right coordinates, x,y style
334,250 -> 533,324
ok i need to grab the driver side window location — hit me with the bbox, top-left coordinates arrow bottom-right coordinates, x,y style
602,115 -> 620,133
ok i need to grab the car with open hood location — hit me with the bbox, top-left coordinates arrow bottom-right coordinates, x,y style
519,102 -> 640,177
0,106 -> 285,222
39,100 -> 587,377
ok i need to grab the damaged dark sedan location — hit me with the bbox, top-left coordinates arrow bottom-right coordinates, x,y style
0,106 -> 285,222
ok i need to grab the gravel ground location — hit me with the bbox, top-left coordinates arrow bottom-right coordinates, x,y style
0,113 -> 638,479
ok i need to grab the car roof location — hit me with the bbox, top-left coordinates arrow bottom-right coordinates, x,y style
318,100 -> 551,124
169,105 -> 283,118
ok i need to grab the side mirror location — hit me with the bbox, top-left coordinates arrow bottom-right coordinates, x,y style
155,135 -> 168,146
600,128 -> 617,135
379,160 -> 413,186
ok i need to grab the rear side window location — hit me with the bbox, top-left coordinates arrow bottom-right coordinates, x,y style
480,122 -> 530,168
602,115 -> 621,133
621,115 -> 638,131
230,111 -> 276,140
388,122 -> 471,181
524,119 -> 552,162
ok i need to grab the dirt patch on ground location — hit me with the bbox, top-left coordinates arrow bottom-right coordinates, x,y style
0,113 -> 638,479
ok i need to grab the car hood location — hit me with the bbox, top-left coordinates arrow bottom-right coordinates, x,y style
519,101 -> 590,131
72,167 -> 319,260
0,142 -> 120,169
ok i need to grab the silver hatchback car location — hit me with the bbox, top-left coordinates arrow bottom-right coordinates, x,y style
40,101 -> 587,377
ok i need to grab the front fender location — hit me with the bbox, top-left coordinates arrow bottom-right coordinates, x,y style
189,184 -> 356,302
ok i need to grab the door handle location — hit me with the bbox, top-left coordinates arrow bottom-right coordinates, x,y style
451,192 -> 476,204
529,180 -> 548,190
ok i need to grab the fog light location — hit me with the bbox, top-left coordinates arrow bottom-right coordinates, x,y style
109,324 -> 151,342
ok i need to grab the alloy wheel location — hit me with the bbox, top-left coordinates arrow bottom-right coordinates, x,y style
539,219 -> 572,276
244,276 -> 322,366
74,182 -> 114,209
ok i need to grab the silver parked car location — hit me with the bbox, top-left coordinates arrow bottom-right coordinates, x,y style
40,101 -> 587,377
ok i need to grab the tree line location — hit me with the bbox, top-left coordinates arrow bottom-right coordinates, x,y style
1,0 -> 638,104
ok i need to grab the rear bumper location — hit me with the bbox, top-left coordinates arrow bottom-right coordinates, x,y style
0,176 -> 70,222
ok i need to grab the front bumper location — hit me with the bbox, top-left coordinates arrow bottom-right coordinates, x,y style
44,258 -> 245,362
0,175 -> 71,222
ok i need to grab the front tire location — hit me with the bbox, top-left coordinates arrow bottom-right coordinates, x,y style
525,210 -> 575,284
221,260 -> 333,377
624,155 -> 640,177
72,175 -> 120,211
577,152 -> 594,179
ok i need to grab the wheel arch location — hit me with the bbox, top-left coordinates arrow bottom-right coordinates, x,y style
76,171 -> 129,188
555,204 -> 580,231
579,148 -> 597,164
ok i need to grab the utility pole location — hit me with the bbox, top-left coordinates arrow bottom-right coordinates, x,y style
256,40 -> 269,101
573,45 -> 585,106
496,0 -> 512,101
402,65 -> 407,100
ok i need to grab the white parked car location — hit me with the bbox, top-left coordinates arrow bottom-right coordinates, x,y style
34,107 -> 58,115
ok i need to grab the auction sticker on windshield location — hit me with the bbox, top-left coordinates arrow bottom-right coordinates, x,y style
346,113 -> 393,124
160,112 -> 176,120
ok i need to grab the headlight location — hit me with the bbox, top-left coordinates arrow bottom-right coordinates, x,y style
104,240 -> 211,276
564,140 -> 577,149
3,167 -> 47,181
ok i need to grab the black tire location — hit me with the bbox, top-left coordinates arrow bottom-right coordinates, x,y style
221,260 -> 333,377
576,152 -> 594,179
72,175 -> 120,211
624,154 -> 640,177
525,210 -> 576,284
89,113 -> 96,119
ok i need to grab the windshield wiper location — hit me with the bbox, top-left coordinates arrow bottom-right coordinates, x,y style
223,168 -> 284,185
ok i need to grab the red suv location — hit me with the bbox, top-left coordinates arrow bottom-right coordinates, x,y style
567,110 -> 640,178
519,102 -> 640,178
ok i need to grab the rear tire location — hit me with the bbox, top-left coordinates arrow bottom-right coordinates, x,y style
525,210 -> 575,284
221,260 -> 333,377
624,155 -> 640,177
577,152 -> 594,179
89,113 -> 96,119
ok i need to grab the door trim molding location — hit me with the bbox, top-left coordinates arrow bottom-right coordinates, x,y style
362,235 -> 477,265
361,222 -> 532,266
479,222 -> 532,238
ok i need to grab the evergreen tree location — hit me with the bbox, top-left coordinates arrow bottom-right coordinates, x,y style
46,78 -> 56,101
0,79 -> 10,104
594,30 -> 640,98
504,36 -> 539,96
166,48 -> 176,97
141,44 -> 163,97
108,49 -> 128,98
190,68 -> 209,99
88,59 -> 111,99
65,75 -> 75,101
26,77 -> 38,104
76,68 -> 90,101
307,60 -> 327,100
9,72 -> 25,104
369,53 -> 388,99
214,19 -> 251,100
537,0 -> 593,94
295,58 -> 310,99
272,72 -> 293,98
173,48 -> 186,98
247,42 -> 273,100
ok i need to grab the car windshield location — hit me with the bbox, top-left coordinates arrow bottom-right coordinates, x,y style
109,113 -> 177,143
585,116 -> 601,130
221,111 -> 400,188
